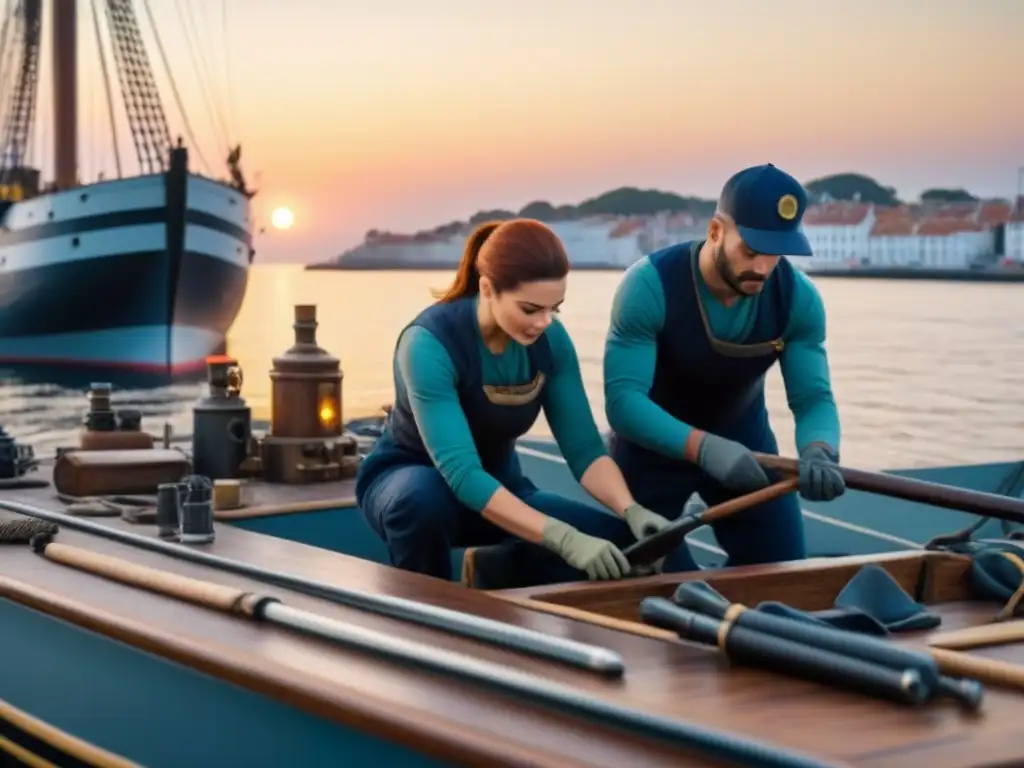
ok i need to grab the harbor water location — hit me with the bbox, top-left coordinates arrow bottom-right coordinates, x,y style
1,264 -> 1021,473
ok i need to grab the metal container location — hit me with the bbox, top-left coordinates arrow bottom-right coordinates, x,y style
191,356 -> 251,481
268,304 -> 343,440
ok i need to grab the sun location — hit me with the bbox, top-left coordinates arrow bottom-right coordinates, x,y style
270,206 -> 294,231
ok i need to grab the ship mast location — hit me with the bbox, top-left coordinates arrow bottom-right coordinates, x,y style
51,0 -> 76,189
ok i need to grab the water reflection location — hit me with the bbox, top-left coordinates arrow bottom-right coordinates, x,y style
0,363 -> 208,458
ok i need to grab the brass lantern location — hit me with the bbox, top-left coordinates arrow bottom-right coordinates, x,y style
259,304 -> 358,483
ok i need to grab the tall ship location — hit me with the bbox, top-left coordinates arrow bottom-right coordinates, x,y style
0,0 -> 253,378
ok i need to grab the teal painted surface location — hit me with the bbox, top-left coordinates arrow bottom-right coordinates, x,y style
231,510 -> 467,575
233,429 -> 1024,575
0,599 -> 449,768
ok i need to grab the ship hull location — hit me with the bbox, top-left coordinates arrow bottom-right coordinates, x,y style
0,157 -> 252,378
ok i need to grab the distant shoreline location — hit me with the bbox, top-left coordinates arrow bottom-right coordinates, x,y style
804,267 -> 1024,283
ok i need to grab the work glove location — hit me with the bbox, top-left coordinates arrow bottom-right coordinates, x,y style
798,444 -> 845,501
623,503 -> 673,541
623,493 -> 708,575
696,433 -> 770,493
541,519 -> 630,580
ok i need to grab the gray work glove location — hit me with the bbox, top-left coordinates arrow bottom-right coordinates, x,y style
798,444 -> 845,501
622,503 -> 673,541
541,519 -> 630,580
697,433 -> 770,493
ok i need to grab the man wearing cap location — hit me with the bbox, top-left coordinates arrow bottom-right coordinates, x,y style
602,164 -> 844,571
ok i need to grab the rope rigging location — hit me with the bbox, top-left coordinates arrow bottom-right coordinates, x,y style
0,0 -> 243,189
0,0 -> 41,187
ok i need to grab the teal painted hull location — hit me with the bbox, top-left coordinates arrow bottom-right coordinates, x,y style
231,430 -> 1024,574
0,599 -> 447,767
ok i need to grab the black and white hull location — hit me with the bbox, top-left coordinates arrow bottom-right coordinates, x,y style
0,148 -> 252,378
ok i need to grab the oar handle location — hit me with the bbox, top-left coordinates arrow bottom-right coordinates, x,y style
702,478 -> 800,523
622,479 -> 799,566
929,647 -> 1024,692
31,533 -> 268,617
753,452 -> 1024,523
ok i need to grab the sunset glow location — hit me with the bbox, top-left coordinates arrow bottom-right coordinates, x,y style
52,0 -> 1024,263
271,207 -> 295,231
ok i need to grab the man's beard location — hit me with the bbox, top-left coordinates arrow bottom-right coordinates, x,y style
714,243 -> 766,296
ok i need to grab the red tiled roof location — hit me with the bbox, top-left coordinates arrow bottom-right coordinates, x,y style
977,200 -> 1012,226
868,207 -> 916,236
916,217 -> 984,236
803,202 -> 871,226
870,217 -> 916,236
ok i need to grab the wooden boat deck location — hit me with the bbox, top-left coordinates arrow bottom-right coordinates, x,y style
496,552 -> 1023,767
0,492 -> 1020,767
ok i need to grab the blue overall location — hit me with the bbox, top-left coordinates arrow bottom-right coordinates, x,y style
610,241 -> 806,571
355,297 -> 634,583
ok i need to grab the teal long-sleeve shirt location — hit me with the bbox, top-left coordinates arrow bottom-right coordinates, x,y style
395,309 -> 608,512
604,256 -> 840,458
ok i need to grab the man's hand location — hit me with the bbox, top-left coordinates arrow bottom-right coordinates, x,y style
798,444 -> 845,501
697,434 -> 771,492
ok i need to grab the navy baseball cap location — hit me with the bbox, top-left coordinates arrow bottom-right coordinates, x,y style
717,164 -> 813,256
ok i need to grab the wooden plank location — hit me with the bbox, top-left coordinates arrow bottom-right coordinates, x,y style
4,463 -> 358,521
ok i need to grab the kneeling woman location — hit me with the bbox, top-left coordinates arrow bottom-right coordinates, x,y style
356,219 -> 672,584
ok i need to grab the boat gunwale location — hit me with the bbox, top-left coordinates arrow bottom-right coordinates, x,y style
493,549 -> 975,609
0,573 -> 588,768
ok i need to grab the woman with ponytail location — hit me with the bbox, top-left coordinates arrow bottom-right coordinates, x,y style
355,218 -> 675,587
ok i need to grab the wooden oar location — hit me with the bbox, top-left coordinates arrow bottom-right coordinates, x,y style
928,647 -> 1024,691
28,534 -> 839,768
754,453 -> 1024,523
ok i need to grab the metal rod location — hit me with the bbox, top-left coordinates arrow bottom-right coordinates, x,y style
261,600 -> 840,768
30,535 -> 842,768
0,498 -> 623,677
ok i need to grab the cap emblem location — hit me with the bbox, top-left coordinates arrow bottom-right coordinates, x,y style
777,194 -> 798,221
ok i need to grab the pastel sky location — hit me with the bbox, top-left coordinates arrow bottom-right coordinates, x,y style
28,0 -> 1024,262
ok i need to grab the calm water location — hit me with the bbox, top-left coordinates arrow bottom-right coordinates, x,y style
2,264 -> 1022,472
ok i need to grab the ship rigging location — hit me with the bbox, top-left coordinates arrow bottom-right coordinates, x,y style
0,0 -> 255,379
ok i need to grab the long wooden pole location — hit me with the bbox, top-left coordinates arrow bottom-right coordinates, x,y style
754,453 -> 1024,523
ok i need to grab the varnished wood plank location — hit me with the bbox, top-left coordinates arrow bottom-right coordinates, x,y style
3,464 -> 358,521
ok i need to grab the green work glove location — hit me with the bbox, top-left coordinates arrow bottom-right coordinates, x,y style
541,519 -> 630,580
697,433 -> 770,493
623,503 -> 673,541
798,444 -> 845,501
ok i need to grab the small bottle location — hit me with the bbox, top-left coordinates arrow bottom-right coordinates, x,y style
179,475 -> 215,544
